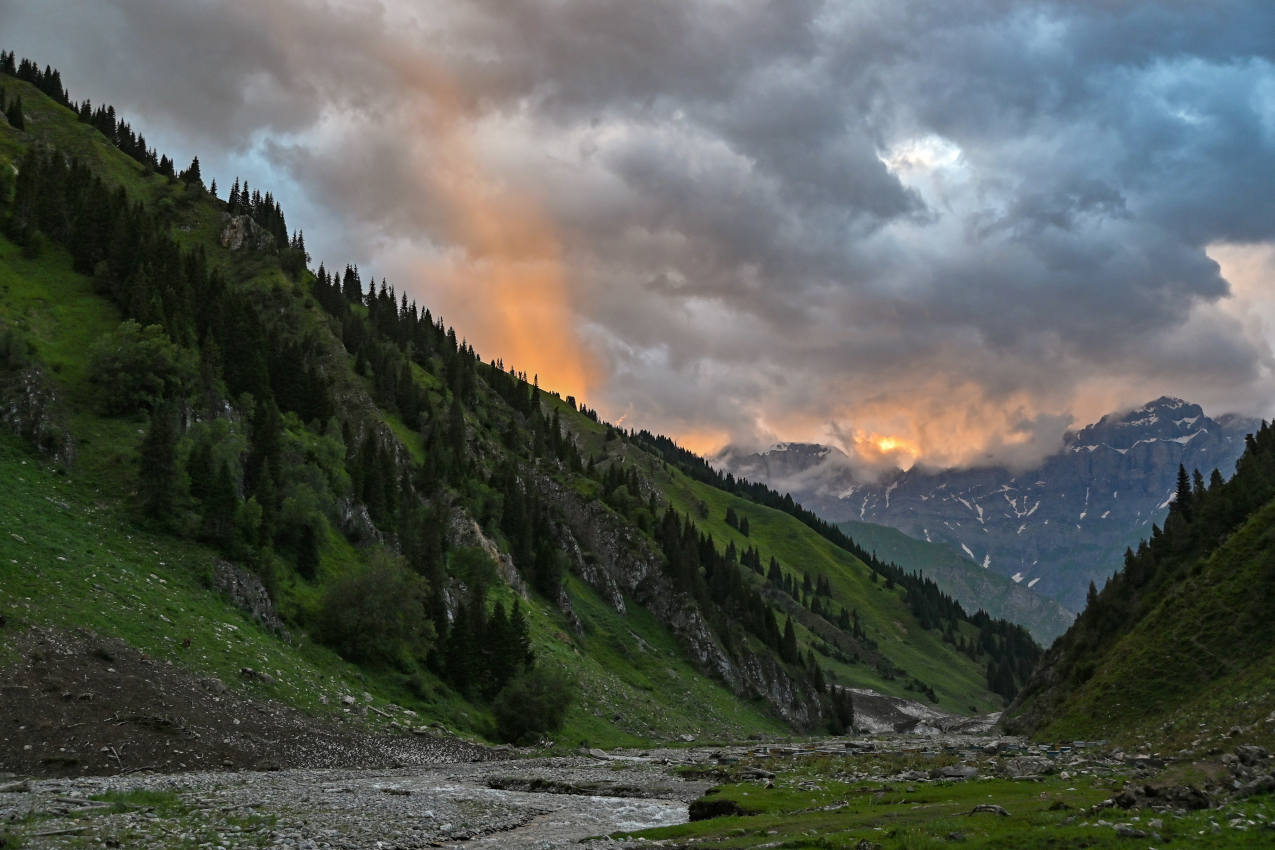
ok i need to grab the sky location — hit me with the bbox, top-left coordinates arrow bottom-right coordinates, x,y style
5,0 -> 1275,474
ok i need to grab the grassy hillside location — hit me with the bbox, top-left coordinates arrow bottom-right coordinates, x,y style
840,519 -> 1075,644
660,472 -> 1002,713
1006,427 -> 1275,750
0,229 -> 783,747
0,55 -> 1022,753
0,425 -> 782,746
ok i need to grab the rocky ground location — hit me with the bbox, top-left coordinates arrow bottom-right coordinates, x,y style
0,628 -> 488,778
0,752 -> 710,849
5,735 -> 1274,849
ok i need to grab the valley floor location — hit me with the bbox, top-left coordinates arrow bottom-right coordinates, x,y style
4,731 -> 1275,848
3,626 -> 1273,848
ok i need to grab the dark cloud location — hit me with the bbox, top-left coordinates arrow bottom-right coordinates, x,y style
4,0 -> 1274,463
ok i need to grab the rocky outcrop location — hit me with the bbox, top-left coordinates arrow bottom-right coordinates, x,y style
337,497 -> 382,544
0,361 -> 74,468
447,508 -> 529,600
219,213 -> 276,252
212,560 -> 288,637
534,472 -> 820,729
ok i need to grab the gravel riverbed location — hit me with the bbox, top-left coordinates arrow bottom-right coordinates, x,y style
1,751 -> 715,849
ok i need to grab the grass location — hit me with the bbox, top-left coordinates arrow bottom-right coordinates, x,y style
3,787 -> 277,849
0,432 -> 411,723
0,236 -> 121,405
657,468 -> 1003,715
549,396 -> 1007,715
533,572 -> 787,748
841,519 -> 1074,645
1026,498 -> 1275,751
620,749 -> 1275,848
543,386 -> 1012,715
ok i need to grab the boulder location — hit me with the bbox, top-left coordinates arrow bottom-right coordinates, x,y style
1003,756 -> 1053,778
1236,745 -> 1269,766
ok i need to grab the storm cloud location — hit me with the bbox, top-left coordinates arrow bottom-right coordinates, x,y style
5,0 -> 1274,469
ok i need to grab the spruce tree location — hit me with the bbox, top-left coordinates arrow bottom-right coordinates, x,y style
138,401 -> 180,520
781,616 -> 798,663
5,95 -> 24,130
201,462 -> 239,549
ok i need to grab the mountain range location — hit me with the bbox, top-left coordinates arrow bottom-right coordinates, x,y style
717,397 -> 1257,618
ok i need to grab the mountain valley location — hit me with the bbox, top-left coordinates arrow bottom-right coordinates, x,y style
2,43 -> 1275,850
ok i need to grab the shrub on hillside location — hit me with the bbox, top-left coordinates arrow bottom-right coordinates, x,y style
491,666 -> 575,744
315,549 -> 432,666
87,320 -> 196,414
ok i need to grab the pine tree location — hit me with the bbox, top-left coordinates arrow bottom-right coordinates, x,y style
138,401 -> 180,520
5,95 -> 24,130
201,462 -> 239,549
781,616 -> 798,663
181,156 -> 202,186
1174,463 -> 1193,520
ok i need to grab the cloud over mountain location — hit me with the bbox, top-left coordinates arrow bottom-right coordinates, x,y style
7,0 -> 1274,463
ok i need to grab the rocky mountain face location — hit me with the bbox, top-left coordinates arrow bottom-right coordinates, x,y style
717,398 -> 1257,615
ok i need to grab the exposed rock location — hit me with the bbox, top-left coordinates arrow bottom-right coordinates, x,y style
218,212 -> 276,252
212,560 -> 287,636
1236,745 -> 1268,766
937,765 -> 978,779
1113,783 -> 1213,811
337,497 -> 381,544
1114,824 -> 1148,838
967,804 -> 1010,816
0,361 -> 74,467
718,398 -> 1254,616
1236,774 -> 1275,799
848,687 -> 997,736
198,676 -> 228,695
238,667 -> 276,686
447,508 -> 529,599
534,471 -> 823,729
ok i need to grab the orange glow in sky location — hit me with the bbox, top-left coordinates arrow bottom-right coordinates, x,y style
395,52 -> 598,403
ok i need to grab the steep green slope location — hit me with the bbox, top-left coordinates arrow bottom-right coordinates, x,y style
840,520 -> 1075,644
0,236 -> 784,747
0,54 -> 1024,752
661,473 -> 1002,713
1006,428 -> 1275,750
